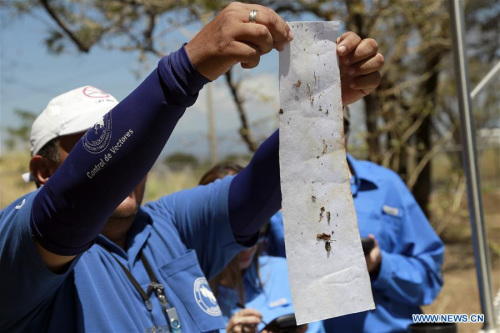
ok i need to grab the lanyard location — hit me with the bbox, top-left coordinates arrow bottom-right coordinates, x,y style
110,251 -> 182,333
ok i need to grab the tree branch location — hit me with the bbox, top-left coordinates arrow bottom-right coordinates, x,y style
39,0 -> 91,53
225,69 -> 258,152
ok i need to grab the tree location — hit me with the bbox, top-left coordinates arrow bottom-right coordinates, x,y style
164,152 -> 199,167
3,109 -> 37,151
2,0 -> 499,216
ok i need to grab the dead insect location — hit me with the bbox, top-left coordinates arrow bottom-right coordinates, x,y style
326,211 -> 331,223
318,206 -> 325,222
325,240 -> 332,253
311,196 -> 317,202
293,80 -> 302,88
325,239 -> 336,253
317,233 -> 331,241
325,109 -> 329,116
279,108 -> 284,115
319,105 -> 323,112
322,139 -> 327,155
307,84 -> 314,104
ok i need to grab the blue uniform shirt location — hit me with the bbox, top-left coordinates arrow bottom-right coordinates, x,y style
217,256 -> 325,333
267,155 -> 444,333
0,177 -> 246,332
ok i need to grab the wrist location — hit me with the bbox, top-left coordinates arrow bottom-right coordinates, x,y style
157,44 -> 210,107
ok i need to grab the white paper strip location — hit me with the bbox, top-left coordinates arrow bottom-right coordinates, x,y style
278,21 -> 374,325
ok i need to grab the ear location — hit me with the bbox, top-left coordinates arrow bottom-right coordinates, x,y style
29,155 -> 58,186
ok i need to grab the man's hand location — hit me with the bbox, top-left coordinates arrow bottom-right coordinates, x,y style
365,234 -> 382,278
337,32 -> 385,106
227,308 -> 262,333
186,2 -> 293,81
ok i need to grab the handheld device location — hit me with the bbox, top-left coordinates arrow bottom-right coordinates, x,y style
261,313 -> 305,333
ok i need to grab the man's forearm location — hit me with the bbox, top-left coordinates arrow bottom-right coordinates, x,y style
228,130 -> 282,243
31,46 -> 209,256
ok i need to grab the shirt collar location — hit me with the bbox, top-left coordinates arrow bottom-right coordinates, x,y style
96,208 -> 153,265
244,260 -> 261,293
347,154 -> 378,196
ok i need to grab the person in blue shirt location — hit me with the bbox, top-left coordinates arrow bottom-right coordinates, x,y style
0,3 -> 385,332
199,163 -> 324,333
266,109 -> 444,332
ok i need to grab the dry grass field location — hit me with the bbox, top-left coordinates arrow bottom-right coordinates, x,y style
1,149 -> 499,332
423,189 -> 500,332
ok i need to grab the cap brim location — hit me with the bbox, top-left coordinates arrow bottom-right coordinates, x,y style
30,101 -> 117,157
59,103 -> 116,136
22,172 -> 35,183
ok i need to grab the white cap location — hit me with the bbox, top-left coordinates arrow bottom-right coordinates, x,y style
23,86 -> 119,182
30,86 -> 118,156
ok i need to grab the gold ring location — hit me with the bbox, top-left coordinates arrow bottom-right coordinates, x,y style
249,9 -> 258,23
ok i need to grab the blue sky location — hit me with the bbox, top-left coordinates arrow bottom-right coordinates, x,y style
1,12 -> 144,124
0,8 -> 364,160
0,7 -> 285,158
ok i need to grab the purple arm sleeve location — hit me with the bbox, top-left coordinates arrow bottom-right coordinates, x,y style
31,46 -> 209,255
228,130 -> 282,243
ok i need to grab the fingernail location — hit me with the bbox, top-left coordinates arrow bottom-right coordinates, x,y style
348,68 -> 355,75
338,45 -> 347,55
287,30 -> 294,40
350,81 -> 355,88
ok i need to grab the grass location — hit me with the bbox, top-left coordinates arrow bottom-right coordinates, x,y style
423,148 -> 500,332
1,149 -> 499,331
0,152 -> 33,207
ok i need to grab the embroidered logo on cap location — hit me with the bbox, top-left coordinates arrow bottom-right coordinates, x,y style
83,86 -> 110,98
193,277 -> 221,316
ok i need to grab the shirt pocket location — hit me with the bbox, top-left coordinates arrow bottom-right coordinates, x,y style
158,250 -> 225,332
356,207 -> 400,253
379,204 -> 403,252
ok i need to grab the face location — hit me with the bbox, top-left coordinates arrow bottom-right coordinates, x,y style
237,245 -> 258,270
56,133 -> 146,220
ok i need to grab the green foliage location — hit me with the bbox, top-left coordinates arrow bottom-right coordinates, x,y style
222,153 -> 252,166
164,152 -> 199,166
4,109 -> 37,152
46,30 -> 66,54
